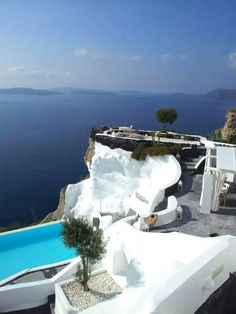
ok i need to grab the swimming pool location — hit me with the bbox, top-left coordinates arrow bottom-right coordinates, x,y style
0,222 -> 77,281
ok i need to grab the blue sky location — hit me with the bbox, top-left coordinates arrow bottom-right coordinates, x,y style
0,0 -> 236,93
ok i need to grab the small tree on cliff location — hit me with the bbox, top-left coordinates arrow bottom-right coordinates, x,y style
62,218 -> 107,291
156,108 -> 178,130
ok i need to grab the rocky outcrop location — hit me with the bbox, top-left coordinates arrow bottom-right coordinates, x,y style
41,186 -> 66,223
216,109 -> 236,141
43,140 -> 94,223
84,138 -> 95,165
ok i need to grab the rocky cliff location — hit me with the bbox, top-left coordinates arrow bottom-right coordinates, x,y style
216,109 -> 236,141
42,139 -> 94,223
84,138 -> 95,166
41,186 -> 66,223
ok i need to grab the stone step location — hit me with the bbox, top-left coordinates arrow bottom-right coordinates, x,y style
181,165 -> 195,171
181,161 -> 197,170
191,158 -> 202,163
181,157 -> 201,164
181,160 -> 196,165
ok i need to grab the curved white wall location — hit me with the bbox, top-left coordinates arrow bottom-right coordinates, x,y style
64,143 -> 181,221
156,195 -> 178,227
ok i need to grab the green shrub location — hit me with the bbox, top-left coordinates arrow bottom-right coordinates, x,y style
167,144 -> 181,155
143,145 -> 169,157
131,142 -> 181,160
62,218 -> 107,291
156,108 -> 178,130
89,126 -> 109,141
131,142 -> 150,160
89,127 -> 102,141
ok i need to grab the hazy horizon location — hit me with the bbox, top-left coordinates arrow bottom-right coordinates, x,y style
0,1 -> 236,93
0,85 -> 231,95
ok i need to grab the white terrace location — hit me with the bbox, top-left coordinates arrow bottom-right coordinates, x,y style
200,146 -> 236,214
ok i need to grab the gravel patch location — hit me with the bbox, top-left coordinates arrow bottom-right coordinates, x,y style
63,272 -> 122,311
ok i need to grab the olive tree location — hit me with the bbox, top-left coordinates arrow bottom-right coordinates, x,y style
156,108 -> 178,130
61,218 -> 107,291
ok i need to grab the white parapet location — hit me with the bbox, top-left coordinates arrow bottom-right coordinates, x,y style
54,222 -> 236,314
200,171 -> 214,214
0,256 -> 80,313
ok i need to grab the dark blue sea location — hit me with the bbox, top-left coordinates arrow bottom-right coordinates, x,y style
0,93 -> 234,227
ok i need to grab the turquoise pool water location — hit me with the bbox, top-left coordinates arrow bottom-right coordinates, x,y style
0,222 -> 77,281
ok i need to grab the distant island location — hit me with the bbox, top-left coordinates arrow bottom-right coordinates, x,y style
0,87 -> 117,96
206,88 -> 236,100
54,87 -> 117,96
0,86 -> 236,99
0,88 -> 62,95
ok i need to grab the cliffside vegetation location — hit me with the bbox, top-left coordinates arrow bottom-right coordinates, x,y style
131,142 -> 181,161
89,126 -> 109,141
130,107 -> 180,160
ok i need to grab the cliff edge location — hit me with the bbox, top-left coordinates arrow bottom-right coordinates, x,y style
84,138 -> 95,166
